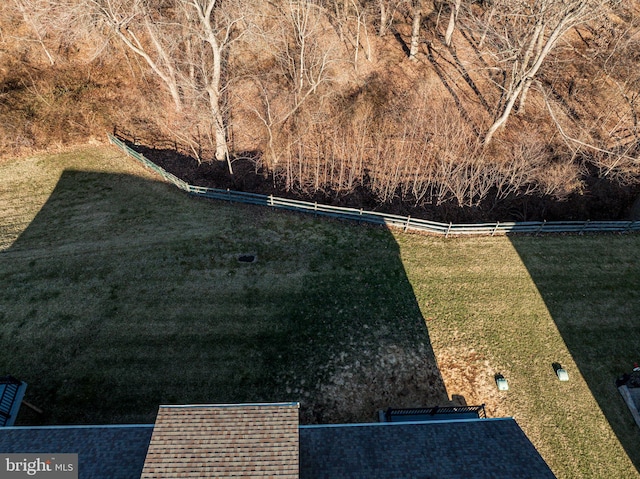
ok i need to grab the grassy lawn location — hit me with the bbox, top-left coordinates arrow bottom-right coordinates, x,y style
396,234 -> 640,478
0,146 -> 447,427
2,146 -> 640,478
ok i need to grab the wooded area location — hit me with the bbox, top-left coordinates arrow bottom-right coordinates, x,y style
2,0 -> 640,220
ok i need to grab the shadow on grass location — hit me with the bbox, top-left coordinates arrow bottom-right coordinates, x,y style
510,236 -> 640,472
1,169 -> 450,425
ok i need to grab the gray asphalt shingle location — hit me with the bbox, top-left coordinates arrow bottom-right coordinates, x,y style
299,418 -> 556,479
0,425 -> 153,478
0,414 -> 555,478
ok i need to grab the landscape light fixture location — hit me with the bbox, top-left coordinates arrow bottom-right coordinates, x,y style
552,362 -> 569,381
495,373 -> 509,391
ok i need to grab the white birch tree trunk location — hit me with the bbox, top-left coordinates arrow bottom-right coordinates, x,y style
444,0 -> 460,47
187,0 -> 239,173
379,0 -> 388,36
409,0 -> 421,61
482,0 -> 601,145
86,0 -> 185,111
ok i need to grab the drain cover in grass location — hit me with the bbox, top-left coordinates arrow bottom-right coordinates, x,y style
237,254 -> 257,263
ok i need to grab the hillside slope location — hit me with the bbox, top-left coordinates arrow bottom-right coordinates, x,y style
2,0 -> 640,220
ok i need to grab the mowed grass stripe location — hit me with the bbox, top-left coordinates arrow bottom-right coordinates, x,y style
0,146 -> 441,428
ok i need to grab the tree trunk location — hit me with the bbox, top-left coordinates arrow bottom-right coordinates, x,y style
444,0 -> 460,47
379,0 -> 388,36
517,77 -> 534,112
195,0 -> 233,174
205,60 -> 232,173
409,1 -> 421,61
483,82 -> 524,145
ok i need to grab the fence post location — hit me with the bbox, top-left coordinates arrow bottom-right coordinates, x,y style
580,220 -> 589,235
108,134 -> 636,237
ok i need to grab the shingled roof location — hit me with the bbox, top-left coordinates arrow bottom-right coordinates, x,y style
140,403 -> 299,479
0,405 -> 555,478
0,425 -> 153,478
299,417 -> 556,479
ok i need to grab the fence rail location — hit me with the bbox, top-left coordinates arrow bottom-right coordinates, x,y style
109,133 -> 640,236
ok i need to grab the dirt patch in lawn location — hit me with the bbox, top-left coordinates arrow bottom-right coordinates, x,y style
301,343 -> 450,424
435,346 -> 510,418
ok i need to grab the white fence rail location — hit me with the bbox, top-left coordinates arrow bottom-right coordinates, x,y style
109,134 -> 640,236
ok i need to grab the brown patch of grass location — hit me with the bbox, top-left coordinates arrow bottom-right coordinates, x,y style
311,343 -> 448,423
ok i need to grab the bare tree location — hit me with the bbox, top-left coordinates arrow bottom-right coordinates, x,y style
598,9 -> 640,152
409,0 -> 422,60
325,0 -> 372,65
350,0 -> 373,65
443,0 -> 460,47
56,0 -> 247,171
11,0 -> 57,65
250,0 -> 337,170
479,0 -> 611,145
80,0 -> 185,111
181,0 -> 246,169
377,0 -> 408,36
378,0 -> 391,35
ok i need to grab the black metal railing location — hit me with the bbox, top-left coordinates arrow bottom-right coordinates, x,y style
382,404 -> 487,422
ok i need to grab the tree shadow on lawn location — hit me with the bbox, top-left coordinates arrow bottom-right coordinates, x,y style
1,169 -> 450,425
510,235 -> 640,472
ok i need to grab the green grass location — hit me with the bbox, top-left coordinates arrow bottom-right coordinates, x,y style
0,146 -> 445,427
396,234 -> 640,478
2,146 -> 640,478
